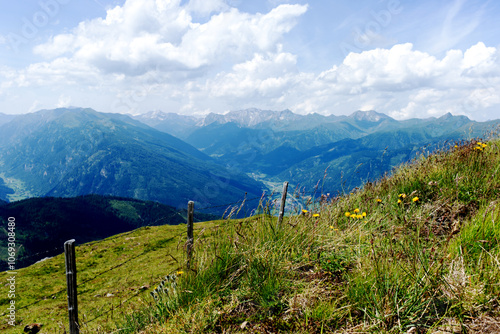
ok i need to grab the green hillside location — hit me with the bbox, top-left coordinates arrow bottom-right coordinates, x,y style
1,137 -> 499,333
0,195 -> 215,270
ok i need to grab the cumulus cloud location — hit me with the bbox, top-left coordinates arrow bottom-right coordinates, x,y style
32,0 -> 308,76
209,52 -> 298,98
298,42 -> 500,118
180,41 -> 500,119
186,0 -> 229,16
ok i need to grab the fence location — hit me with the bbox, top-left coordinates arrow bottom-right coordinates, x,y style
7,181 -> 329,333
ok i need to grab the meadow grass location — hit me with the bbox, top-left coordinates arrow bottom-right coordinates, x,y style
0,220 -> 221,333
116,138 -> 500,333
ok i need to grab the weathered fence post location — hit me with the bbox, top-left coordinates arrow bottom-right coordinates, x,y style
186,201 -> 194,270
64,239 -> 79,334
277,181 -> 289,228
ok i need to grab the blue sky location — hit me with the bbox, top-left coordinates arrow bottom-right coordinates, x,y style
0,0 -> 499,121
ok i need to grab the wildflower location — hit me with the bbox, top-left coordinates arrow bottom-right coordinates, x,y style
329,226 -> 334,229
302,209 -> 308,214
353,208 -> 360,213
313,213 -> 320,218
398,193 -> 406,198
345,212 -> 351,217
356,214 -> 363,219
376,198 -> 382,203
454,145 -> 458,148
362,212 -> 367,217
397,199 -> 402,204
412,197 -> 419,202
177,270 -> 184,275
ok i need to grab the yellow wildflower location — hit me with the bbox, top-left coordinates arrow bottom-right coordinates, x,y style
329,226 -> 334,229
412,197 -> 419,202
177,270 -> 184,275
397,199 -> 402,204
399,193 -> 406,198
356,214 -> 363,219
362,212 -> 367,217
345,212 -> 351,217
376,198 -> 382,203
302,209 -> 308,214
353,208 -> 360,213
313,213 -> 320,218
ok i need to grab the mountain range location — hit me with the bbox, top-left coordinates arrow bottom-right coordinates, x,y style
134,108 -> 500,192
0,107 -> 498,211
0,108 -> 263,209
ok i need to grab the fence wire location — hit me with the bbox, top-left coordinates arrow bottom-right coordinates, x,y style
10,184 -> 329,328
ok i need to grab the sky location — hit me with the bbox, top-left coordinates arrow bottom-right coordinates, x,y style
0,0 -> 499,121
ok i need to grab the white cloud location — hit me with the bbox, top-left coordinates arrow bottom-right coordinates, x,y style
209,52 -> 298,98
32,0 -> 308,76
292,42 -> 500,119
56,94 -> 72,108
186,0 -> 229,16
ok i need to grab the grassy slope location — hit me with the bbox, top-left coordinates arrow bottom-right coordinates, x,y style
0,220 -> 221,333
122,138 -> 500,333
2,137 -> 499,333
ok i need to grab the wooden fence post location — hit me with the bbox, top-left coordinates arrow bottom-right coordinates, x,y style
186,201 -> 194,270
277,181 -> 289,228
64,239 -> 79,334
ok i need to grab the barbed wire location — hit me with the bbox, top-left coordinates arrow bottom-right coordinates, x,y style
84,283 -> 149,324
15,245 -> 65,262
82,258 -> 180,325
11,186 -> 328,322
15,247 -> 155,311
77,250 -> 154,291
16,286 -> 67,311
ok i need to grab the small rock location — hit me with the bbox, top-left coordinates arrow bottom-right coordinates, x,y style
106,293 -> 114,297
240,321 -> 248,329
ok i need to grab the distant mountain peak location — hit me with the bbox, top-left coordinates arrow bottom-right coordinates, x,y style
349,110 -> 392,122
141,110 -> 169,120
439,112 -> 454,120
202,108 -> 300,127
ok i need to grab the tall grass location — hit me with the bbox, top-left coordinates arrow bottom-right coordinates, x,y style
117,138 -> 500,333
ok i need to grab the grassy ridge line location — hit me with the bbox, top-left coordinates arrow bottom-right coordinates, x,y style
0,220 -> 222,333
119,138 -> 500,333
